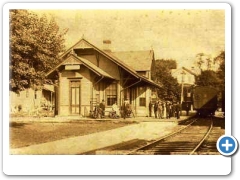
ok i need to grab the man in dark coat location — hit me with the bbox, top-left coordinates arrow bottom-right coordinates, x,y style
122,99 -> 129,119
166,102 -> 170,119
186,102 -> 190,116
172,102 -> 176,118
175,101 -> 180,119
149,100 -> 153,117
99,100 -> 105,118
154,101 -> 158,118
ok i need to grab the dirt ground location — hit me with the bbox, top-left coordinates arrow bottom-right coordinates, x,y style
10,120 -> 136,148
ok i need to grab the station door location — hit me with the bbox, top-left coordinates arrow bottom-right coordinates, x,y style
70,80 -> 81,115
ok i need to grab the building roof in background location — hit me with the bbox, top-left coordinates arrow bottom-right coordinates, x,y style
182,67 -> 198,76
111,50 -> 154,71
171,67 -> 200,85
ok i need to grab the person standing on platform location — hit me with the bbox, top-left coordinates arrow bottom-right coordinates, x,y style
154,101 -> 158,118
175,101 -> 180,119
99,99 -> 105,118
149,100 -> 153,117
158,101 -> 163,119
162,102 -> 166,119
166,102 -> 170,119
186,102 -> 190,116
169,102 -> 173,118
122,98 -> 129,119
172,102 -> 176,118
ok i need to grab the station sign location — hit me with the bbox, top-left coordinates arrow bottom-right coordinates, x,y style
65,64 -> 80,70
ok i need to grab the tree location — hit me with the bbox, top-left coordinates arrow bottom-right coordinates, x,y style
195,51 -> 225,111
195,70 -> 221,88
213,51 -> 225,111
195,51 -> 225,90
195,53 -> 213,71
10,10 -> 67,92
196,53 -> 205,70
154,59 -> 181,101
214,51 -> 225,90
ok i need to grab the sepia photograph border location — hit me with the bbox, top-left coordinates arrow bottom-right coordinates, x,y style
3,2 -> 231,176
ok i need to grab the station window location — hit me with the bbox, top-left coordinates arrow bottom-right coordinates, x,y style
105,82 -> 117,106
139,86 -> 146,106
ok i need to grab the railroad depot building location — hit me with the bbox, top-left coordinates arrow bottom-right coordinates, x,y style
47,38 -> 161,117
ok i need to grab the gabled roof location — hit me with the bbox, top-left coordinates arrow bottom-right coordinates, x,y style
111,50 -> 154,71
61,38 -> 140,78
182,67 -> 198,76
59,38 -> 162,88
46,54 -> 114,79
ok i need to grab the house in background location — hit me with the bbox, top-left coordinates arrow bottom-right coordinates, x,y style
10,84 -> 55,115
171,67 -> 199,112
46,38 -> 161,117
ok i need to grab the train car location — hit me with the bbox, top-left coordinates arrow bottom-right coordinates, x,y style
192,86 -> 218,117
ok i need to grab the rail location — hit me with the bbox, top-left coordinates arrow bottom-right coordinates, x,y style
189,119 -> 213,155
126,118 -> 197,155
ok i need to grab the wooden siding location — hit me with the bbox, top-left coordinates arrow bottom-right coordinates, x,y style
58,66 -> 92,116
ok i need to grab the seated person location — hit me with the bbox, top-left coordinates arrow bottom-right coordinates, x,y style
112,102 -> 120,117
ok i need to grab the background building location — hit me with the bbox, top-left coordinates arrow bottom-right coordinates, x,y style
171,67 -> 200,113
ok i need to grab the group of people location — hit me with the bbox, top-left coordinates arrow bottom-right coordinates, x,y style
110,99 -> 133,119
94,99 -> 180,120
93,99 -> 132,119
121,99 -> 134,119
91,100 -> 106,119
149,100 -> 181,119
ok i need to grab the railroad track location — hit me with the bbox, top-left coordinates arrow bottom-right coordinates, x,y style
194,121 -> 225,155
81,117 -> 224,155
127,117 -> 224,155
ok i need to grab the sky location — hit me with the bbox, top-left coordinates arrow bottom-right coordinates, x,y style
32,9 -> 225,69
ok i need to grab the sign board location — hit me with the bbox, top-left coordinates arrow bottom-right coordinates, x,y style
65,64 -> 80,70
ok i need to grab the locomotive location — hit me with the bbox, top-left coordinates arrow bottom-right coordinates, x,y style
192,86 -> 218,117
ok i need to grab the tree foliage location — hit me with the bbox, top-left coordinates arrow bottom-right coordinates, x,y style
196,53 -> 205,70
154,59 -> 180,101
10,10 -> 67,92
195,70 -> 221,87
195,51 -> 225,91
214,51 -> 225,90
195,53 -> 213,71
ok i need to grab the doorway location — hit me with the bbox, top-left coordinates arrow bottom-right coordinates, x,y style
70,80 -> 81,115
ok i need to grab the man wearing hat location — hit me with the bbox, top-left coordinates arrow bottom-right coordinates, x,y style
175,101 -> 180,119
99,99 -> 105,118
158,101 -> 163,119
149,100 -> 153,117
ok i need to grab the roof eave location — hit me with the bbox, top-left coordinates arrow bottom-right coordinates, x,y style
74,39 -> 139,78
46,54 -> 114,80
58,38 -> 149,79
141,78 -> 162,89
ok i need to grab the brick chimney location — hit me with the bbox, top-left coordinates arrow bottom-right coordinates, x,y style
103,40 -> 111,53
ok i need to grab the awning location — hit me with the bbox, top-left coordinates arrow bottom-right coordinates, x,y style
43,84 -> 55,92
